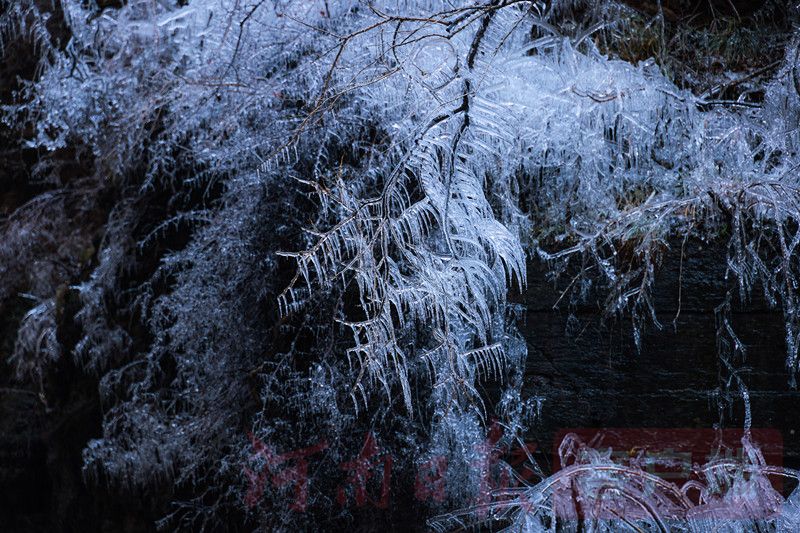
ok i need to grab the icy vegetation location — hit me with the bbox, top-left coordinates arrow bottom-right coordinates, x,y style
2,0 -> 800,530
431,432 -> 800,532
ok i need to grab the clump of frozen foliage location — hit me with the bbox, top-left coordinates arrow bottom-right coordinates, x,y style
2,0 -> 800,529
431,431 -> 800,532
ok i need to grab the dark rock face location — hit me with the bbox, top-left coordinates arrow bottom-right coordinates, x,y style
518,239 -> 800,479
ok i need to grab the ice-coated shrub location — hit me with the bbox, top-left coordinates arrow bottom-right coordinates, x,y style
2,0 -> 800,530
